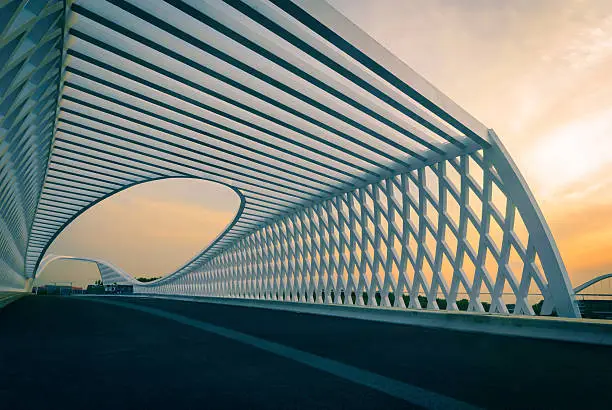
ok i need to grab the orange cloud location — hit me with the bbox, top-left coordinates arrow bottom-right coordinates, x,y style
544,197 -> 612,286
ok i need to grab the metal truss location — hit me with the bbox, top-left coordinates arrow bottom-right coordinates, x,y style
1,0 -> 581,317
137,139 -> 579,316
0,0 -> 64,290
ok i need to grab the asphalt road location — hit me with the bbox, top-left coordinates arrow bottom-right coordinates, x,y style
0,296 -> 610,409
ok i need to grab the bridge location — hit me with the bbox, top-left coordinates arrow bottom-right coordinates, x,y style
1,0 -> 611,408
36,254 -> 140,286
574,274 -> 612,319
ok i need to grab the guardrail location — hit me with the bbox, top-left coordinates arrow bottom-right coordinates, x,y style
0,292 -> 27,309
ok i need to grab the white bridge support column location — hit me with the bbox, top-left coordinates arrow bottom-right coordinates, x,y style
23,279 -> 34,293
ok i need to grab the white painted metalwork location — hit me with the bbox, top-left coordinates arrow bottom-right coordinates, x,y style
0,0 -> 581,317
37,253 -> 138,285
0,0 -> 63,291
136,139 -> 577,316
574,274 -> 612,294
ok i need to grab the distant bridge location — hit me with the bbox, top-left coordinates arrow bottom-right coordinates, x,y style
36,254 -> 138,287
573,274 -> 612,319
574,274 -> 612,294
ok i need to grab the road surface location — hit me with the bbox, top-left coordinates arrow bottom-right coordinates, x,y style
1,296 -> 610,409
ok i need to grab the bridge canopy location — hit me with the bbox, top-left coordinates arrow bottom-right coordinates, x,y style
0,0 -> 581,317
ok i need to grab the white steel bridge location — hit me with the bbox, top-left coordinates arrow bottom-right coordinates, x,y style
1,0 -> 581,317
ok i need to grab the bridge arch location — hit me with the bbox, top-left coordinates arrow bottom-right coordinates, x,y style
1,0 -> 582,317
36,254 -> 139,286
574,274 -> 612,294
33,177 -> 245,286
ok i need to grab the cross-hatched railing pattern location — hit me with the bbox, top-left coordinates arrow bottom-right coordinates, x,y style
139,148 -> 558,316
0,0 -> 64,290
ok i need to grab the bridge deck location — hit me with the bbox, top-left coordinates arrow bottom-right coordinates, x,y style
1,296 -> 610,409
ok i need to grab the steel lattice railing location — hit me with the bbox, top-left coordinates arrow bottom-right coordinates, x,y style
138,145 -> 565,316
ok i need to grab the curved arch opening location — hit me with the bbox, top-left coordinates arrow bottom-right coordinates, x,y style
36,178 -> 241,287
34,259 -> 101,290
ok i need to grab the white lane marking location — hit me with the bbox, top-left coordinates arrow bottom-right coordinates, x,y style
89,298 -> 480,410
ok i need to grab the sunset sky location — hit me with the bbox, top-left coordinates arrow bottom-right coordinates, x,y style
39,0 -> 612,288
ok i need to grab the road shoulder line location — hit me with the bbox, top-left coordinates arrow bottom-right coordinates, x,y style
88,297 -> 480,410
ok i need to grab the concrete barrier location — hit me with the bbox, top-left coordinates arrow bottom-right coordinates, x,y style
0,292 -> 28,309
111,294 -> 612,346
